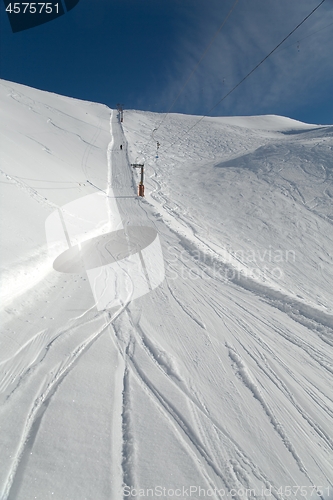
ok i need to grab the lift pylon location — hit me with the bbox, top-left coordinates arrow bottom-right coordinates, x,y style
117,103 -> 124,122
131,163 -> 145,197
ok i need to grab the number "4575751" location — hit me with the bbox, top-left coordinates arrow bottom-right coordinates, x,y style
5,3 -> 59,14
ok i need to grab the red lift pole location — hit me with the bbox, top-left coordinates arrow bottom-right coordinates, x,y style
131,163 -> 144,197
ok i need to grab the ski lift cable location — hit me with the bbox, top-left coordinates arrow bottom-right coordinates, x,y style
142,0 -> 239,155
154,0 -> 239,131
162,0 -> 327,154
273,20 -> 333,55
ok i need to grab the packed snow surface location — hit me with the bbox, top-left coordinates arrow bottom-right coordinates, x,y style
0,79 -> 333,500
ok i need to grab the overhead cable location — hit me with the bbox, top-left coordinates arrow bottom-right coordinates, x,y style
163,0 -> 327,153
274,20 -> 333,54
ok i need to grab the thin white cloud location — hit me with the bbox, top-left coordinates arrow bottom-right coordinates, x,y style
146,0 -> 333,121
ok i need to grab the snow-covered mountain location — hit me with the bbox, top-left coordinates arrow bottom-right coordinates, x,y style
0,79 -> 332,500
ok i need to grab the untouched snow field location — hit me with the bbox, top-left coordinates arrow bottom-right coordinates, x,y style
0,79 -> 333,500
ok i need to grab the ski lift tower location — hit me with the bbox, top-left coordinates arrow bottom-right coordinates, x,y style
117,103 -> 124,122
131,163 -> 145,197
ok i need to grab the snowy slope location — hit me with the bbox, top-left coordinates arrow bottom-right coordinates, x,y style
0,80 -> 333,500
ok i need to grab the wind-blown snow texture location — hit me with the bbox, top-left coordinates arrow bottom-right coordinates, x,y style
0,79 -> 332,500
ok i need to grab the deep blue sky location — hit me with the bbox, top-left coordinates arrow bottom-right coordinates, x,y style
1,0 -> 332,124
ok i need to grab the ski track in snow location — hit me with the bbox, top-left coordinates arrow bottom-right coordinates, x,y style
114,300 -> 277,493
169,208 -> 333,339
2,308 -> 125,500
237,339 -> 333,450
0,304 -> 102,402
227,345 -> 310,481
114,308 -> 284,497
0,167 -> 58,211
113,312 -> 237,496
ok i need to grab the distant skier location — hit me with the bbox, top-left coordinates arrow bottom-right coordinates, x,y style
120,144 -> 123,150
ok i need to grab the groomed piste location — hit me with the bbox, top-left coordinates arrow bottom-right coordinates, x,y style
0,79 -> 333,499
